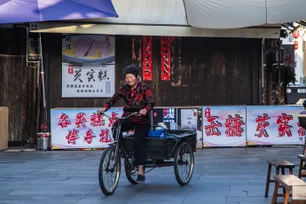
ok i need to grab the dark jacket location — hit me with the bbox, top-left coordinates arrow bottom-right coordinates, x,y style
104,81 -> 154,124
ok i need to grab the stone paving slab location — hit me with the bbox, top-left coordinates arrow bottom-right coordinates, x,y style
0,147 -> 304,204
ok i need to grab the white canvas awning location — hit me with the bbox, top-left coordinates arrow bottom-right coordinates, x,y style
184,0 -> 306,29
30,23 -> 280,38
29,0 -> 283,38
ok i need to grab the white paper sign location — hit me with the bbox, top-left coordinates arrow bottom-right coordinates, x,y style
181,109 -> 197,129
179,108 -> 203,149
62,64 -> 115,98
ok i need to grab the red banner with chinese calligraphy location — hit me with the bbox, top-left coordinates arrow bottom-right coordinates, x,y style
142,36 -> 153,80
161,36 -> 171,80
247,106 -> 305,146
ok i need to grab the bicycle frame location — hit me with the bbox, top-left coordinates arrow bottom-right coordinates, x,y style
102,112 -> 139,169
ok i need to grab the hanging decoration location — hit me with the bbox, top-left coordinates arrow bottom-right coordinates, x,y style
142,36 -> 153,81
294,41 -> 299,50
161,36 -> 171,80
105,35 -> 109,42
293,30 -> 299,39
132,37 -> 142,68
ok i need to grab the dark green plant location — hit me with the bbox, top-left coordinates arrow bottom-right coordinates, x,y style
283,65 -> 297,87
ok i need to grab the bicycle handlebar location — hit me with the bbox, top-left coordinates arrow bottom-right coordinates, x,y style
100,111 -> 140,120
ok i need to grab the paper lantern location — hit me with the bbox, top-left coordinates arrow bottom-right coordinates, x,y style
294,41 -> 299,50
293,30 -> 299,39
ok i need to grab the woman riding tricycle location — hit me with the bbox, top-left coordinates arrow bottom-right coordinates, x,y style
97,65 -> 196,196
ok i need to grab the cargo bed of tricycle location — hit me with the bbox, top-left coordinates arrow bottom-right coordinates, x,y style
122,129 -> 197,160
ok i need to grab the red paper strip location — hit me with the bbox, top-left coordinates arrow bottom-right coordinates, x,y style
161,36 -> 171,80
142,36 -> 153,81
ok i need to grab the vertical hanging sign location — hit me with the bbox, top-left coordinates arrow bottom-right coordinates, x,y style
142,36 -> 153,81
161,36 -> 171,80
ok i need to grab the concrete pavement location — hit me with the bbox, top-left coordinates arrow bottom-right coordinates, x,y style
0,146 -> 304,204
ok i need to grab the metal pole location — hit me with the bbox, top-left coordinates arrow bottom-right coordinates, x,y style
261,38 -> 266,105
39,33 -> 47,132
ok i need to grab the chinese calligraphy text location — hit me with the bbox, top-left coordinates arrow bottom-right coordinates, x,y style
255,113 -> 270,138
204,107 -> 222,136
142,36 -> 153,80
161,36 -> 171,80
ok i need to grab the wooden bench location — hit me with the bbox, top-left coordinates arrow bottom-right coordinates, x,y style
271,175 -> 306,204
265,159 -> 295,197
298,154 -> 306,179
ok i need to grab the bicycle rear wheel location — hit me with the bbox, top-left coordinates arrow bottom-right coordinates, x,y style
174,142 -> 194,186
98,146 -> 121,196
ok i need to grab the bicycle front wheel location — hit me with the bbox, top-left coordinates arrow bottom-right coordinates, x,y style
98,146 -> 121,196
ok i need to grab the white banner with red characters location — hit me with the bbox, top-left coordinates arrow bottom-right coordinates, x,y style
51,107 -> 123,149
247,105 -> 305,145
202,106 -> 247,147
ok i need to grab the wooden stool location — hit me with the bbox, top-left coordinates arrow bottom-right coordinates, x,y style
298,154 -> 306,179
291,186 -> 306,204
271,175 -> 306,204
265,159 -> 295,197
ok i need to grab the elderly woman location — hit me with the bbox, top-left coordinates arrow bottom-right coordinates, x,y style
98,64 -> 154,183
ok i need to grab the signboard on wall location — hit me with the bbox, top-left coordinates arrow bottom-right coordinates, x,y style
202,106 -> 247,147
247,105 -> 305,145
178,108 -> 203,149
62,35 -> 115,98
282,44 -> 295,68
51,108 -> 123,149
152,107 -> 177,129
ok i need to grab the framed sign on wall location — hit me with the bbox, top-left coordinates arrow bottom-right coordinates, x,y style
62,35 -> 115,98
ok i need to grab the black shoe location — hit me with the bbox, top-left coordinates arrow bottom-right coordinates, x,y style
136,175 -> 145,183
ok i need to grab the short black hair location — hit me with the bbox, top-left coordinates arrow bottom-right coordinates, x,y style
124,64 -> 139,77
